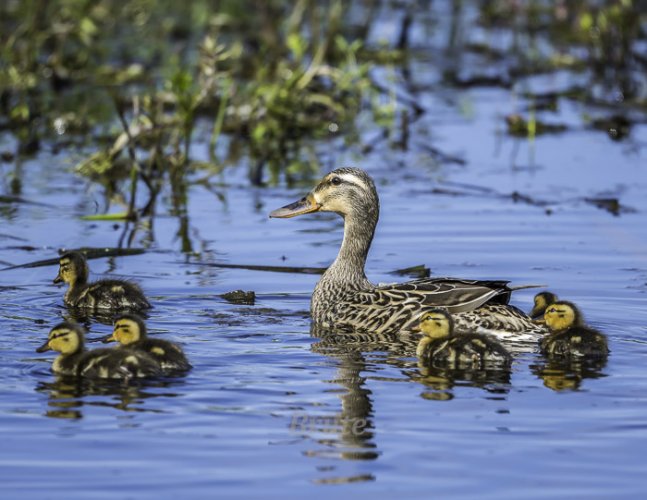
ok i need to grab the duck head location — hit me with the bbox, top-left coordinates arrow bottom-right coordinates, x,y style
54,251 -> 89,286
269,167 -> 379,222
102,313 -> 147,346
36,321 -> 85,355
544,301 -> 582,332
530,291 -> 559,320
416,309 -> 454,339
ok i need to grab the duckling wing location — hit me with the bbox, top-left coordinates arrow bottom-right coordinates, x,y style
79,279 -> 151,310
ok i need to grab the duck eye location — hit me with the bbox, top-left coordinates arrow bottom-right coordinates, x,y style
331,176 -> 342,186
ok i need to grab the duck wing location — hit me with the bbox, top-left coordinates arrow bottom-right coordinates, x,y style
327,278 -> 528,335
373,278 -> 514,312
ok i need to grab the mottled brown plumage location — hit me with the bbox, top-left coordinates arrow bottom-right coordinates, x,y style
270,167 -> 545,338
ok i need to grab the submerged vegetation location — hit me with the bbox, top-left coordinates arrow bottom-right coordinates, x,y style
1,0 -> 646,223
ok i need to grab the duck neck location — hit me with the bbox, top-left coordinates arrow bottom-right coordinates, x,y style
65,277 -> 87,303
325,208 -> 377,287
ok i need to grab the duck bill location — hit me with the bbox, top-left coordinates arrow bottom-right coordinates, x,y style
53,271 -> 63,284
533,318 -> 546,325
101,332 -> 117,344
269,194 -> 320,218
36,340 -> 52,353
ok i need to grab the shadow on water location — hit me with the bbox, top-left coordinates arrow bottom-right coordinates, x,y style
35,376 -> 188,420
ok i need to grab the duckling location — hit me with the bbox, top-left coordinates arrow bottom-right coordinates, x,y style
102,313 -> 191,372
530,291 -> 559,320
54,251 -> 151,311
36,321 -> 161,379
416,309 -> 512,369
540,301 -> 609,359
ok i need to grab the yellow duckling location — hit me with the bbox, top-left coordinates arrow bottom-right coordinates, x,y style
102,314 -> 191,372
36,321 -> 161,379
529,291 -> 558,320
416,309 -> 512,369
540,301 -> 609,359
54,251 -> 151,311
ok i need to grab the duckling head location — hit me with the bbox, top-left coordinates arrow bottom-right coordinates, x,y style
530,291 -> 559,320
103,313 -> 147,346
418,309 -> 454,339
269,167 -> 379,223
544,301 -> 582,332
36,322 -> 85,355
54,251 -> 89,286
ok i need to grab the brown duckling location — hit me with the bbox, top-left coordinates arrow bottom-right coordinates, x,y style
530,291 -> 559,320
540,301 -> 609,359
416,309 -> 512,369
36,321 -> 161,379
102,313 -> 191,372
54,251 -> 151,311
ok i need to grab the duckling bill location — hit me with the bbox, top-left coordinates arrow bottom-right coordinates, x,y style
54,251 -> 151,311
416,309 -> 512,369
36,321 -> 161,379
102,313 -> 191,372
540,301 -> 609,359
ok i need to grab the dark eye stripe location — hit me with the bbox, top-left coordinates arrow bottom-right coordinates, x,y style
49,331 -> 71,340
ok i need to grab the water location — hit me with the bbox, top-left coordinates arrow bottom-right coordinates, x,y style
2,5 -> 647,500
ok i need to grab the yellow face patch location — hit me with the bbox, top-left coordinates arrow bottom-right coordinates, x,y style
544,304 -> 576,332
47,328 -> 80,354
112,319 -> 141,345
419,313 -> 451,339
56,259 -> 76,284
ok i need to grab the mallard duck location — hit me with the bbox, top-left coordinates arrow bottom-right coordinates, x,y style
529,291 -> 559,320
270,167 -> 545,337
102,314 -> 191,372
540,301 -> 609,359
415,309 -> 511,368
54,251 -> 151,311
36,321 -> 161,379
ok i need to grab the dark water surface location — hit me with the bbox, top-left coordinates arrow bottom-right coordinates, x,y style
2,4 -> 647,499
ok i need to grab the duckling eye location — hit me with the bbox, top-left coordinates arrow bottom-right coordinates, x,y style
330,176 -> 342,186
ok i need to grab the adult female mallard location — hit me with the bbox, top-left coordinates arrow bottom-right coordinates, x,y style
540,301 -> 609,359
270,167 -> 545,337
102,313 -> 191,372
36,321 -> 161,379
54,251 -> 151,311
415,309 -> 512,369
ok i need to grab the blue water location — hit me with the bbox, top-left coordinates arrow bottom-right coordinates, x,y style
2,3 -> 647,499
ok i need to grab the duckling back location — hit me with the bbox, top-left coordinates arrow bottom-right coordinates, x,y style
78,348 -> 162,379
540,326 -> 609,359
133,338 -> 191,372
420,334 -> 512,369
75,280 -> 151,311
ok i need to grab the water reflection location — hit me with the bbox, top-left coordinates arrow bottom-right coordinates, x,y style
531,355 -> 609,391
35,375 -> 185,419
300,325 -> 514,481
412,363 -> 512,401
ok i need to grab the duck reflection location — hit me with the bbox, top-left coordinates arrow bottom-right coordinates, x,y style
35,375 -> 185,419
302,324 -> 512,482
531,355 -> 608,391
